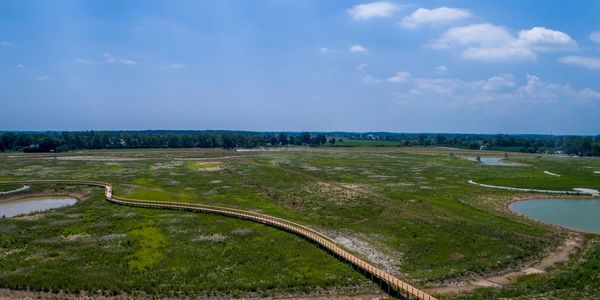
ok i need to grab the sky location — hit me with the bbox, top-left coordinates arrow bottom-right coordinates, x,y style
1,0 -> 600,135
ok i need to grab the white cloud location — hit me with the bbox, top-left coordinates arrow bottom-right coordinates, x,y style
430,23 -> 513,49
104,53 -> 136,65
393,89 -> 421,103
119,59 -> 136,65
411,74 -> 600,105
167,63 -> 187,70
414,78 -> 460,95
591,31 -> 600,44
36,75 -> 51,80
348,1 -> 400,20
74,58 -> 96,64
435,65 -> 448,72
318,47 -> 336,55
362,75 -> 382,84
401,7 -> 471,28
349,44 -> 368,53
1,41 -> 15,47
517,27 -> 577,51
559,55 -> 600,70
515,74 -> 599,104
16,64 -> 25,68
387,71 -> 411,83
431,23 -> 575,62
462,47 -> 535,62
356,63 -> 369,72
468,74 -> 516,91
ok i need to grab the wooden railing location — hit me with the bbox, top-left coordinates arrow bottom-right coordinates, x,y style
1,180 -> 436,300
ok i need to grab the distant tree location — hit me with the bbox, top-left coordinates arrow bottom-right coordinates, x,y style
435,134 -> 446,145
300,132 -> 311,145
328,138 -> 336,145
278,133 -> 289,145
39,137 -> 58,152
269,135 -> 278,146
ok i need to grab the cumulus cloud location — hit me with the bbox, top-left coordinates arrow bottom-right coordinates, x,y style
515,74 -> 600,104
590,31 -> 600,44
387,71 -> 411,83
349,44 -> 368,53
469,74 -> 516,91
435,65 -> 448,72
518,27 -> 577,51
430,23 -> 514,49
104,53 -> 136,65
462,47 -> 535,62
431,23 -> 576,61
559,55 -> 600,70
401,7 -> 471,28
409,74 -> 599,106
348,1 -> 400,20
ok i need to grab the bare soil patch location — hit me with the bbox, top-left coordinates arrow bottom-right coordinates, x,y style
427,234 -> 583,295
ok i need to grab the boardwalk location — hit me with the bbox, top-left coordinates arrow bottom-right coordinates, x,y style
1,180 -> 436,300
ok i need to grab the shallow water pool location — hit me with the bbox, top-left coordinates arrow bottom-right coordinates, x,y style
509,198 -> 600,234
0,197 -> 77,218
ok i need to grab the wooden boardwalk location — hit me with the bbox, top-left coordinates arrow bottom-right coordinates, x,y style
1,180 -> 436,300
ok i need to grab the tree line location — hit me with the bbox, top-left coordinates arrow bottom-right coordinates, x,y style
350,133 -> 600,156
1,131 -> 599,157
0,131 -> 329,152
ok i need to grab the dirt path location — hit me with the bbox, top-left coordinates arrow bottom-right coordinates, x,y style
468,180 -> 599,196
427,234 -> 583,295
0,185 -> 30,195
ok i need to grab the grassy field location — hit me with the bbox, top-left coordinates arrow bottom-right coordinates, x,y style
1,147 -> 599,299
0,184 -> 22,192
329,139 -> 402,147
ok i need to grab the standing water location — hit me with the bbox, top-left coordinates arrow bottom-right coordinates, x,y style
0,197 -> 77,218
468,157 -> 521,166
509,198 -> 600,234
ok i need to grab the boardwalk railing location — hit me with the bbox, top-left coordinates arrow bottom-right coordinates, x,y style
1,180 -> 436,300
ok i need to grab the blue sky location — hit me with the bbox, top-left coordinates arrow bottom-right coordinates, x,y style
1,0 -> 600,134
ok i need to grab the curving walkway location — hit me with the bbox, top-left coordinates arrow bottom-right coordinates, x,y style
0,185 -> 30,195
0,180 -> 435,300
468,180 -> 599,196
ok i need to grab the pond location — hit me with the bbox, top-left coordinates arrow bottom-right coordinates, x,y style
0,197 -> 77,218
467,157 -> 521,166
509,198 -> 600,234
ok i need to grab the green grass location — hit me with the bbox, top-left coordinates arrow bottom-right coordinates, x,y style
329,139 -> 402,147
454,240 -> 600,300
0,184 -> 22,192
1,148 -> 600,298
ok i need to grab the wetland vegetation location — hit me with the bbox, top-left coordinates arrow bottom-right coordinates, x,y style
1,147 -> 599,299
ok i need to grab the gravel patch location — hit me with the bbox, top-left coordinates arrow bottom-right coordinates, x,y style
193,234 -> 228,243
